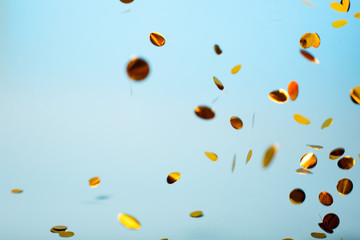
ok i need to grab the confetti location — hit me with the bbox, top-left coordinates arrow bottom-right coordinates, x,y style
337,156 -> 355,170
149,32 -> 165,47
311,232 -> 327,238
117,213 -> 141,230
294,114 -> 311,125
205,152 -> 218,161
262,144 -> 278,168
89,177 -> 100,188
189,210 -> 203,218
288,81 -> 299,101
214,44 -> 222,55
306,144 -> 323,150
126,57 -> 150,81
50,225 -> 67,233
312,33 -> 321,48
11,189 -> 23,194
213,76 -> 224,90
300,33 -> 314,49
321,118 -> 333,129
289,188 -> 306,204
167,172 -> 181,184
300,152 -> 317,169
350,86 -> 360,104
302,0 -> 316,7
318,213 -> 340,234
354,12 -> 360,18
246,150 -> 252,164
319,192 -> 333,206
268,89 -> 289,104
332,19 -> 348,28
231,65 -> 242,74
341,0 -> 350,12
230,116 -> 243,130
337,178 -> 353,195
296,168 -> 313,175
300,50 -> 319,63
330,2 -> 347,12
59,231 -> 75,238
194,106 -> 215,120
329,148 -> 345,160
120,0 -> 134,3
232,154 -> 236,173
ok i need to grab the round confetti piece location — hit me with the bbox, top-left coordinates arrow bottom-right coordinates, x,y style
205,152 -> 218,161
337,156 -> 355,170
213,76 -> 224,90
269,89 -> 289,104
322,213 -> 340,230
289,188 -> 306,204
354,12 -> 360,19
300,152 -> 317,169
337,178 -> 353,195
321,118 -> 333,129
300,50 -> 319,63
167,172 -> 181,184
262,144 -> 278,168
194,106 -> 215,120
319,192 -> 333,206
312,33 -> 321,48
149,32 -> 165,47
52,225 -> 67,231
214,44 -> 222,55
300,33 -> 314,49
296,168 -> 313,175
89,177 -> 100,188
189,210 -> 203,218
118,213 -> 141,230
329,148 -> 345,160
231,65 -> 242,74
126,57 -> 150,81
59,231 -> 75,238
307,144 -> 323,150
311,232 -> 327,238
288,81 -> 299,101
330,2 -> 347,12
350,86 -> 360,104
11,189 -> 23,194
294,114 -> 311,125
230,116 -> 243,130
246,150 -> 252,164
332,19 -> 348,28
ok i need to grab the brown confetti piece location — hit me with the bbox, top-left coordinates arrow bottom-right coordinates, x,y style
307,144 -> 323,150
319,213 -> 340,233
332,19 -> 348,28
120,0 -> 134,3
59,231 -> 75,238
246,150 -> 252,164
329,148 -> 345,160
289,188 -> 306,204
288,81 -> 299,101
350,86 -> 360,104
300,152 -> 317,169
214,44 -> 222,55
118,213 -> 141,230
312,33 -> 321,48
231,65 -> 242,74
230,116 -> 243,130
321,118 -> 333,129
167,172 -> 181,184
337,156 -> 355,170
337,178 -> 353,195
300,50 -> 319,63
52,225 -> 67,232
89,177 -> 100,188
294,114 -> 311,125
319,192 -> 333,206
149,32 -> 165,47
189,210 -> 203,218
231,154 -> 236,173
262,144 -> 278,168
300,33 -> 314,49
194,106 -> 215,120
213,76 -> 224,90
311,232 -> 327,238
11,189 -> 23,194
126,57 -> 150,81
268,89 -> 289,104
296,168 -> 313,175
205,152 -> 218,161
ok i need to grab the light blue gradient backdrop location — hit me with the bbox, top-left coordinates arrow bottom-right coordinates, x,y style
0,0 -> 359,239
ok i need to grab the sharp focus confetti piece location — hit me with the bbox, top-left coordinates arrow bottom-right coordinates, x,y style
213,76 -> 224,90
319,192 -> 333,206
300,50 -> 319,63
355,12 -> 360,18
205,152 -> 218,161
126,57 -> 150,81
294,114 -> 311,125
11,189 -> 23,194
194,106 -> 215,120
288,81 -> 299,101
329,148 -> 345,160
231,65 -> 242,74
189,210 -> 203,218
120,0 -> 134,3
269,89 -> 289,103
89,177 -> 100,188
296,168 -> 313,175
59,231 -> 75,238
289,188 -> 306,204
300,33 -> 314,49
312,33 -> 321,48
167,172 -> 181,184
246,150 -> 252,164
321,118 -> 333,129
149,32 -> 165,47
332,19 -> 348,28
232,154 -> 236,173
330,2 -> 347,12
300,152 -> 317,169
337,178 -> 353,195
214,44 -> 222,55
311,232 -> 327,238
350,86 -> 360,104
337,156 -> 355,170
262,144 -> 278,168
230,116 -> 243,130
118,213 -> 141,230
307,144 -> 323,150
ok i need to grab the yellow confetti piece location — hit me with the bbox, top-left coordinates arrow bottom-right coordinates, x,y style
306,144 -> 323,150
213,76 -> 224,90
149,32 -> 165,47
205,152 -> 218,161
332,19 -> 348,28
246,149 -> 252,164
342,0 -> 350,12
300,152 -> 317,169
89,177 -> 100,188
300,33 -> 314,49
321,118 -> 333,129
231,65 -> 242,74
167,172 -> 181,184
296,168 -> 313,175
11,189 -> 23,194
118,213 -> 141,230
262,144 -> 278,168
231,154 -> 236,173
350,86 -> 360,104
189,210 -> 203,218
59,231 -> 75,238
337,178 -> 353,195
312,33 -> 321,48
311,232 -> 327,238
294,114 -> 311,125
354,12 -> 360,19
330,2 -> 347,12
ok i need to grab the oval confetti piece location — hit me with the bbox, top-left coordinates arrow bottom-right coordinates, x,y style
312,33 -> 321,48
294,114 -> 311,125
213,76 -> 224,90
300,33 -> 314,49
120,0 -> 134,3
282,239 -> 294,240
341,0 -> 350,12
296,168 -> 313,175
337,178 -> 353,195
262,144 -> 278,168
231,65 -> 242,74
246,150 -> 252,164
205,152 -> 218,161
214,44 -> 222,55
307,144 -> 323,150
232,154 -> 236,173
52,225 -> 67,232
289,188 -> 306,204
300,50 -> 319,64
194,106 -> 215,120
329,148 -> 345,160
189,210 -> 203,218
89,177 -> 100,188
126,57 -> 150,81
321,118 -> 333,129
149,32 -> 165,47
330,2 -> 347,12
59,231 -> 75,238
11,189 -> 23,194
167,172 -> 181,184
311,232 -> 327,238
300,152 -> 317,169
337,156 -> 355,170
117,213 -> 141,230
332,19 -> 348,28
269,89 -> 289,104
230,116 -> 243,130
319,191 -> 333,206
355,12 -> 360,18
288,81 -> 299,101
350,86 -> 360,104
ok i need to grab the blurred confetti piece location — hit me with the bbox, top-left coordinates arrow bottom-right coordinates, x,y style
337,178 -> 353,195
269,89 -> 289,104
232,154 -> 236,173
212,91 -> 227,104
332,19 -> 348,28
329,148 -> 345,160
205,152 -> 218,161
11,189 -> 23,194
319,213 -> 340,233
117,213 -> 141,230
307,144 -> 323,150
127,57 -> 150,81
51,225 -> 67,233
59,231 -> 75,238
294,114 -> 311,125
350,86 -> 360,104
246,150 -> 252,164
213,76 -> 224,90
194,106 -> 215,120
319,192 -> 333,206
337,156 -> 355,170
89,177 -> 100,188
190,210 -> 203,218
289,188 -> 306,204
262,144 -> 278,168
312,33 -> 321,48
214,44 -> 222,55
149,32 -> 165,47
252,113 -> 255,128
341,0 -> 350,12
288,81 -> 299,101
231,65 -> 242,74
321,118 -> 333,129
120,0 -> 134,3
311,232 -> 327,238
302,0 -> 316,7
167,172 -> 181,184
330,2 -> 347,12
296,168 -> 313,175
300,33 -> 314,49
230,116 -> 243,130
300,50 -> 319,63
300,152 -> 317,169
355,12 -> 360,18
282,239 -> 294,240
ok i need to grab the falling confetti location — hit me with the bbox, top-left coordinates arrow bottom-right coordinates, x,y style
341,0 -> 350,12
350,86 -> 360,104
268,89 -> 289,104
51,225 -> 67,234
189,210 -> 203,218
330,2 -> 347,12
300,33 -> 314,49
59,231 -> 75,238
214,44 -> 222,55
311,232 -> 327,238
194,106 -> 215,120
337,156 -> 355,170
337,178 -> 353,195
312,33 -> 321,48
246,150 -> 252,164
11,189 -> 23,194
294,114 -> 311,125
306,144 -> 323,150
262,144 -> 278,168
230,116 -> 243,130
231,65 -> 242,74
355,12 -> 360,18
329,148 -> 345,160
318,213 -> 340,234
213,76 -> 224,90
319,192 -> 333,206
300,152 -> 317,169
296,168 -> 313,175
89,177 -> 100,188
120,0 -> 134,3
117,213 -> 141,230
332,19 -> 348,28
205,152 -> 218,161
289,188 -> 306,204
126,57 -> 150,81
321,118 -> 333,129
232,154 -> 236,173
302,0 -> 316,7
300,50 -> 319,63
167,172 -> 181,184
288,81 -> 299,101
149,32 -> 165,47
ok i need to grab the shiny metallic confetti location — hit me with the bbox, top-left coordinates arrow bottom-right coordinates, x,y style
214,44 -> 222,55
296,168 -> 313,175
246,150 -> 252,164
355,12 -> 360,18
289,188 -> 306,204
337,156 -> 355,170
89,177 -> 100,188
337,178 -> 353,195
149,32 -> 165,47
11,189 -> 23,194
194,106 -> 215,120
329,148 -> 345,160
231,154 -> 236,173
51,225 -> 67,233
167,172 -> 181,184
319,192 -> 333,206
350,86 -> 360,104
120,0 -> 134,3
294,114 -> 311,125
231,65 -> 242,74
332,19 -> 348,28
189,210 -> 203,218
300,152 -> 317,169
288,81 -> 299,101
230,116 -> 243,130
205,152 -> 218,161
117,213 -> 141,230
306,144 -> 323,150
126,57 -> 150,81
321,118 -> 333,129
311,232 -> 327,238
268,89 -> 289,104
300,50 -> 319,64
312,33 -> 321,48
262,144 -> 278,168
213,76 -> 224,90
319,213 -> 340,234
300,33 -> 314,49
59,231 -> 75,238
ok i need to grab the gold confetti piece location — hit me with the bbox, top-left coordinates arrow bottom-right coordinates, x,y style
289,188 -> 306,204
294,114 -> 311,125
282,239 -> 294,240
311,232 -> 327,238
321,118 -> 333,129
230,116 -> 243,130
194,106 -> 215,120
300,33 -> 314,49
126,57 -> 150,81
161,239 -> 168,240
214,44 -> 222,55
319,192 -> 333,206
300,152 -> 317,169
341,0 -> 350,12
213,76 -> 224,90
232,154 -> 236,173
337,178 -> 353,195
312,33 -> 321,48
189,210 -> 203,218
167,172 -> 181,184
52,225 -> 67,232
319,213 -> 340,233
307,144 -> 323,150
149,32 -> 165,47
332,19 -> 348,28
302,0 -> 315,7
246,150 -> 252,164
350,86 -> 360,104
330,2 -> 347,12
268,89 -> 289,104
262,144 -> 278,168
296,168 -> 313,175
355,12 -> 360,18
288,81 -> 299,101
231,65 -> 242,74
337,156 -> 355,170
300,50 -> 319,64
89,177 -> 100,188
117,213 -> 141,230
205,152 -> 218,161
59,231 -> 75,238
11,189 -> 23,194
120,0 -> 134,3
329,148 -> 345,160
